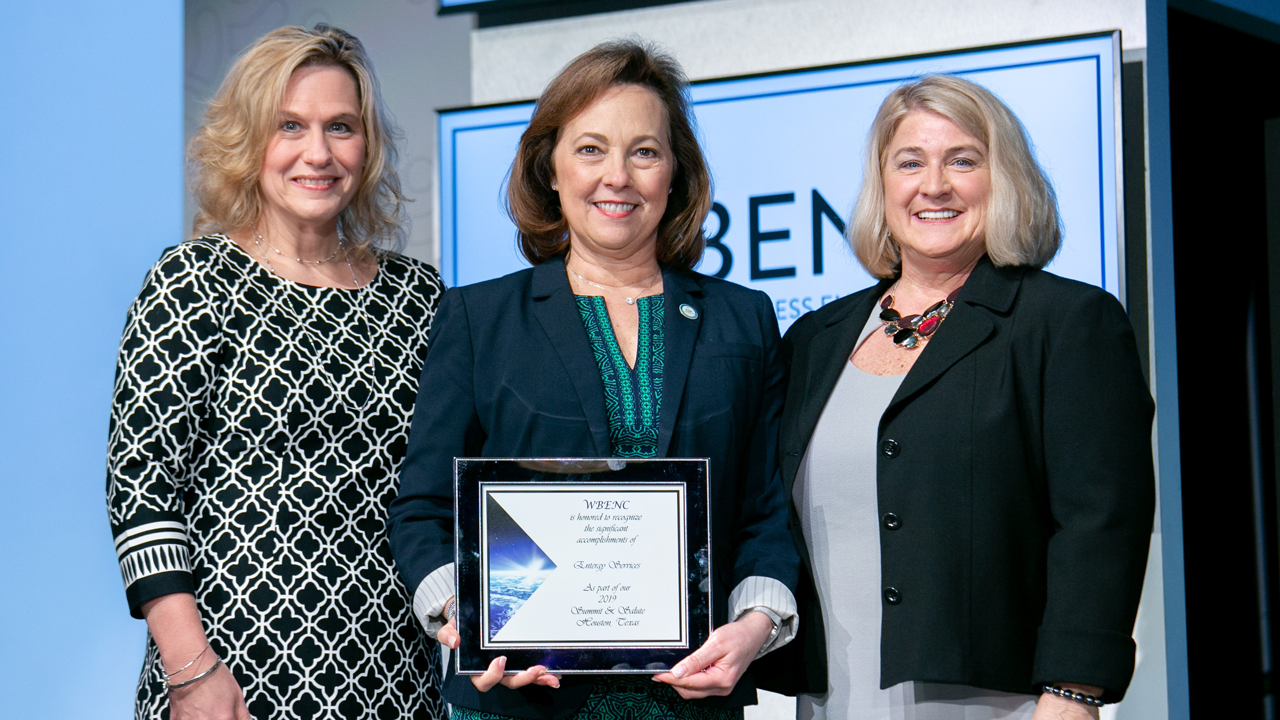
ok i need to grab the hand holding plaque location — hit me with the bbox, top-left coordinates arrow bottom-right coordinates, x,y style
454,458 -> 711,674
436,616 -> 562,691
652,610 -> 776,699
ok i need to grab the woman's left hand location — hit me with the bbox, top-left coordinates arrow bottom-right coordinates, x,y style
1031,684 -> 1103,720
652,611 -> 774,699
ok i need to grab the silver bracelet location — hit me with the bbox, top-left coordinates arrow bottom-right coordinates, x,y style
168,655 -> 222,691
163,642 -> 210,681
444,597 -> 457,623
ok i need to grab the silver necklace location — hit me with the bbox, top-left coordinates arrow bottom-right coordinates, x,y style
249,229 -> 379,411
255,229 -> 341,265
568,263 -> 661,305
253,229 -> 362,289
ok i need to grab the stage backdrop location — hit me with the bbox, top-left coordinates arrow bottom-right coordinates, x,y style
439,32 -> 1123,330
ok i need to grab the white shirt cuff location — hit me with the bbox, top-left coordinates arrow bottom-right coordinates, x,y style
728,575 -> 799,656
411,563 -> 455,638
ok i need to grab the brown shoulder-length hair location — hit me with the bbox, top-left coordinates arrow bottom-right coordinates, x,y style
848,74 -> 1062,278
506,39 -> 712,271
188,24 -> 407,258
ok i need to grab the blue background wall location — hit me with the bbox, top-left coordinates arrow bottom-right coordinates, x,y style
1,2 -> 183,716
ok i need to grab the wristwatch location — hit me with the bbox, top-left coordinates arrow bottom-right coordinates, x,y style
741,606 -> 783,658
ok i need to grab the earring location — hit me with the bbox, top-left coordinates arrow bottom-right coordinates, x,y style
551,183 -> 558,191
668,187 -> 673,195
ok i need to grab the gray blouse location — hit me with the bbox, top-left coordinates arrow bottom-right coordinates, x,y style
793,308 -> 1037,720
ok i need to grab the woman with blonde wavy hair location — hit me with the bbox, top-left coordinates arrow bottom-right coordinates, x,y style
105,24 -> 445,720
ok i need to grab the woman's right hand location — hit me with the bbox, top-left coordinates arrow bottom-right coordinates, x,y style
435,606 -> 560,692
168,659 -> 251,720
142,594 -> 251,719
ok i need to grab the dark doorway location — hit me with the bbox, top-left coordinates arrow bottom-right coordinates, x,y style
1168,6 -> 1280,718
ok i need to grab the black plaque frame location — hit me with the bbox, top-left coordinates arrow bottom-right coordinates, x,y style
454,458 -> 711,674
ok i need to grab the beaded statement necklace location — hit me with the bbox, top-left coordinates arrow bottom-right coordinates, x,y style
879,286 -> 961,350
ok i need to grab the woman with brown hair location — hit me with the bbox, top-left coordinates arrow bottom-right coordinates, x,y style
388,39 -> 800,720
106,25 -> 445,720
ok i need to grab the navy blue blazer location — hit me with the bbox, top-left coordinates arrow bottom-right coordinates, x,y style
387,256 -> 800,718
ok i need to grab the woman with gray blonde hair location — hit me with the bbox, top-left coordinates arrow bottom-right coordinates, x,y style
758,75 -> 1154,720
106,25 -> 445,720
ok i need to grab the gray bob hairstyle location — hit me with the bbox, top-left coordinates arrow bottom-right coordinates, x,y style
848,74 -> 1062,278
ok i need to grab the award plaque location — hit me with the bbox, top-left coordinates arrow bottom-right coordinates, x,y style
454,458 -> 711,674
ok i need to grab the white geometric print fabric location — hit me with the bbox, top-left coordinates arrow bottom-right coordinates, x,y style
115,520 -> 191,586
106,235 -> 446,719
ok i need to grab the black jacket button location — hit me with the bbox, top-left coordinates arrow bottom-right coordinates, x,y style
881,439 -> 900,458
883,587 -> 902,605
882,513 -> 901,530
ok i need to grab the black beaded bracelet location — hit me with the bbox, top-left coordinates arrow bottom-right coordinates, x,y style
1042,684 -> 1105,708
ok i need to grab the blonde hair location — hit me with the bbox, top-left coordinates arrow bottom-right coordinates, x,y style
849,74 -> 1062,278
188,24 -> 406,257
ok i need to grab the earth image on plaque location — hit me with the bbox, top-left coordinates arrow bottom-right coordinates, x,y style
486,494 -> 558,639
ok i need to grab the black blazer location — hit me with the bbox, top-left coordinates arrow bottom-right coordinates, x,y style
388,256 -> 800,719
754,258 -> 1155,704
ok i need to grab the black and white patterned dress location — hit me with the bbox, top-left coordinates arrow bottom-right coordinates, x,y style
106,234 -> 446,720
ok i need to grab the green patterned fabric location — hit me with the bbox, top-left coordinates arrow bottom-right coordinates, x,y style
447,296 -> 738,720
575,294 -> 664,458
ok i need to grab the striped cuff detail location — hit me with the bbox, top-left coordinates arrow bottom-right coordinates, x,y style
114,521 -> 191,588
412,563 -> 455,638
729,575 -> 799,656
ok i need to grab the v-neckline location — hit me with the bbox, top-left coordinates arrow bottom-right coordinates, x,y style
578,294 -> 660,371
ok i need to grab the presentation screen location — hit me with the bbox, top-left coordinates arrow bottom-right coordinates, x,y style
439,32 -> 1122,331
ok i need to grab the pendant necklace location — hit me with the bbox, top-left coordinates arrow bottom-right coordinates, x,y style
568,262 -> 661,305
878,284 -> 961,350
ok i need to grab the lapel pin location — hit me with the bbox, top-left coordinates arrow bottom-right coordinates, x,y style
679,303 -> 698,320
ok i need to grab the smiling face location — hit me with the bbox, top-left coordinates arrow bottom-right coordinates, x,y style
258,64 -> 366,236
882,110 -> 991,272
552,84 -> 675,259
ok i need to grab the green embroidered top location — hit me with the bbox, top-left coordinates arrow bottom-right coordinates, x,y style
574,294 -> 664,458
